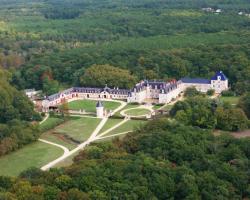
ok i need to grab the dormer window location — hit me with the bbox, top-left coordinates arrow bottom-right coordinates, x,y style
217,76 -> 221,80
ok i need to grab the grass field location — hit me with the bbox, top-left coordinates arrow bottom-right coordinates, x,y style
0,141 -> 63,176
40,131 -> 77,150
219,96 -> 240,105
54,117 -> 101,142
106,120 -> 146,136
114,103 -> 140,117
125,108 -> 151,116
98,118 -> 123,134
67,100 -> 121,112
39,117 -> 64,132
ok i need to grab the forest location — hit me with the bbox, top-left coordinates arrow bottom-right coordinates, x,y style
0,68 -> 40,156
0,0 -> 249,198
0,119 -> 250,199
0,0 -> 249,94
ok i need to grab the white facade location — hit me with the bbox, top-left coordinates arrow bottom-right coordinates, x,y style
41,71 -> 229,112
96,101 -> 104,118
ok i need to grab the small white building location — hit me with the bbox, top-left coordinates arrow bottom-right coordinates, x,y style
96,101 -> 104,118
215,9 -> 222,13
24,89 -> 39,99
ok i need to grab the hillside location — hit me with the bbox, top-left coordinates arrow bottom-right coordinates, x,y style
0,119 -> 249,199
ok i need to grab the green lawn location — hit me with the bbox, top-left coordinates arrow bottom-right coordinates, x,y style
114,103 -> 140,117
40,132 -> 77,150
106,120 -> 146,136
98,118 -> 123,134
153,104 -> 164,110
219,96 -> 240,105
125,108 -> 151,116
39,117 -> 64,132
54,117 -> 101,142
67,100 -> 121,112
0,141 -> 63,177
160,104 -> 173,111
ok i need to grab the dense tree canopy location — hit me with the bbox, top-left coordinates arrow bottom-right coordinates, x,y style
170,96 -> 249,131
79,64 -> 137,89
0,119 -> 249,199
0,68 -> 40,156
238,93 -> 250,119
0,0 -> 248,94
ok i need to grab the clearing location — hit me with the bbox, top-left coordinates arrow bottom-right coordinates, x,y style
67,99 -> 121,112
0,141 -> 63,176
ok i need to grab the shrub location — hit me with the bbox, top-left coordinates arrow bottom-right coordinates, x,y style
206,89 -> 215,96
221,90 -> 235,97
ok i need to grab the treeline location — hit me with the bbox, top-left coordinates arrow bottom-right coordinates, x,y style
0,119 -> 249,199
170,91 -> 250,131
0,68 -> 40,156
16,43 -> 250,94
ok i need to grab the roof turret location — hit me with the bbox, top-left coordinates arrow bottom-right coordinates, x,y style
96,101 -> 103,107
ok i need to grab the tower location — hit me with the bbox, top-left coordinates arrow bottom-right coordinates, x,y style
96,101 -> 104,118
210,71 -> 228,93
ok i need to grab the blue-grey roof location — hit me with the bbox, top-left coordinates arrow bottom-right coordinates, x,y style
210,71 -> 228,81
181,78 -> 210,84
96,101 -> 103,107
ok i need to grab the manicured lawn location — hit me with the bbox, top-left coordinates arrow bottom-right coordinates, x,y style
115,103 -> 140,117
160,104 -> 173,111
67,100 -> 121,112
98,118 -> 123,134
0,141 -> 63,177
54,117 -> 101,142
39,117 -> 64,132
125,108 -> 151,116
219,96 -> 239,105
40,132 -> 77,150
153,104 -> 164,110
106,120 -> 146,136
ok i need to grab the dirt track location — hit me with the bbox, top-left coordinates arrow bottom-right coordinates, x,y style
231,130 -> 250,138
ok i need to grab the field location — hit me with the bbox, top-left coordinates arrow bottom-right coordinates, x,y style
67,100 -> 121,112
105,120 -> 146,136
39,117 -> 64,132
124,108 -> 151,116
54,117 -> 101,142
0,141 -> 63,176
98,118 -> 123,134
40,131 -> 77,150
219,96 -> 240,105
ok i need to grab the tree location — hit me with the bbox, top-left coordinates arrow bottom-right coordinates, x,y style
206,89 -> 215,96
55,175 -> 73,191
42,77 -> 59,96
184,87 -> 201,97
238,93 -> 250,118
67,188 -> 89,200
216,107 -> 249,131
79,64 -> 137,89
44,186 -> 60,200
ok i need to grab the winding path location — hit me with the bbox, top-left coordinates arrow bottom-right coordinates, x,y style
39,113 -> 49,125
38,139 -> 69,155
97,131 -> 132,140
120,105 -> 154,118
40,99 -> 127,171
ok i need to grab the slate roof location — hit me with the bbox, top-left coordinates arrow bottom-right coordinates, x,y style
47,86 -> 130,101
210,71 -> 228,81
131,80 -> 180,94
181,78 -> 211,84
96,101 -> 103,107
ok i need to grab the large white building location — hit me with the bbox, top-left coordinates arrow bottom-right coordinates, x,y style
42,71 -> 228,112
